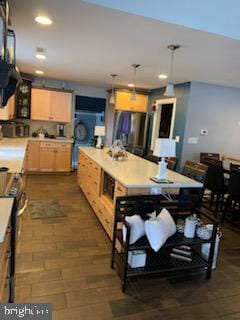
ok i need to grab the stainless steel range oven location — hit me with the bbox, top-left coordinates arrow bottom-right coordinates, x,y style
3,170 -> 28,302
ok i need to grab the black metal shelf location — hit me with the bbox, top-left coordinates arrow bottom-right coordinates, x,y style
111,194 -> 218,292
116,230 -> 214,251
114,248 -> 208,278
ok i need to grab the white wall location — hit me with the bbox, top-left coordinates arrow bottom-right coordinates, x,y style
181,81 -> 240,166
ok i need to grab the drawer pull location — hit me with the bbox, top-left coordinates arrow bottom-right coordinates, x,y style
105,218 -> 109,224
117,187 -> 123,192
93,200 -> 96,204
99,209 -> 103,214
94,181 -> 97,185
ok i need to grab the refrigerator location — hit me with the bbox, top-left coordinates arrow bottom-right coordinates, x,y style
113,111 -> 149,149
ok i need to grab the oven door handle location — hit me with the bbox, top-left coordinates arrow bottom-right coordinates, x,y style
17,192 -> 28,217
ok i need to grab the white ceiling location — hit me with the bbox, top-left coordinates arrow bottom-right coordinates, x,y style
9,0 -> 240,90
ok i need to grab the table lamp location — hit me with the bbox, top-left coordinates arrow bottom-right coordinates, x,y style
94,125 -> 105,149
152,138 -> 176,181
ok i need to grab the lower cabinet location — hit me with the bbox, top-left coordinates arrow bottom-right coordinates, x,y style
27,141 -> 72,173
78,150 -> 114,239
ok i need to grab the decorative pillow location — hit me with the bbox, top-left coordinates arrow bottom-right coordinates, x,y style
145,208 -> 176,252
122,215 -> 145,245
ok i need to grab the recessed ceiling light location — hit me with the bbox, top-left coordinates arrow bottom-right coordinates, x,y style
35,53 -> 46,60
35,16 -> 52,25
128,83 -> 135,87
35,70 -> 44,75
158,74 -> 168,79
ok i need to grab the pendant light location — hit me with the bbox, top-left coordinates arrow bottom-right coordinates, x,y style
109,74 -> 117,104
163,44 -> 180,97
130,64 -> 140,101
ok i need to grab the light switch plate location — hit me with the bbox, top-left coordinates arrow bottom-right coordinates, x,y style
175,136 -> 180,143
188,137 -> 198,144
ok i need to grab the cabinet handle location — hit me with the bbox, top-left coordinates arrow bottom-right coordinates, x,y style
117,187 -> 122,192
94,181 -> 97,185
93,200 -> 96,204
99,209 -> 103,214
105,218 -> 109,224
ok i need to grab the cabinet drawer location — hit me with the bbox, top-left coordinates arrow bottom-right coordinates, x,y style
55,143 -> 71,150
115,181 -> 127,198
40,141 -> 71,149
90,161 -> 101,177
99,200 -> 113,238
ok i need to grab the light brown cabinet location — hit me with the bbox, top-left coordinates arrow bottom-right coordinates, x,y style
27,141 -> 72,173
0,95 -> 15,120
31,88 -> 72,123
115,91 -> 148,113
77,150 -> 114,238
26,141 -> 40,171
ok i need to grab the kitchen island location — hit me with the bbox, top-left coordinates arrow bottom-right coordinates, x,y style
78,147 -> 202,239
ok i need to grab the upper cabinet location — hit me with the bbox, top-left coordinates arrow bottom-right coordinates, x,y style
115,91 -> 149,113
31,88 -> 72,123
0,95 -> 15,120
15,79 -> 32,119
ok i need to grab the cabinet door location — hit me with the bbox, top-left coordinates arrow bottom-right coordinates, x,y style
54,149 -> 71,172
31,88 -> 51,121
0,95 -> 15,120
39,148 -> 55,172
115,91 -> 134,111
26,141 -> 40,172
115,91 -> 148,113
134,94 -> 148,113
51,91 -> 72,123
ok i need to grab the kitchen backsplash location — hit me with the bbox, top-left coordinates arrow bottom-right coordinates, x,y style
19,119 -> 72,139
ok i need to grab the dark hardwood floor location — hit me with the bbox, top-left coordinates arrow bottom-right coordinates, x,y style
15,173 -> 240,320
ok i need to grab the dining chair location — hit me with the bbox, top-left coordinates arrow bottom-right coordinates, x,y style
203,163 -> 228,217
200,153 -> 220,166
145,153 -> 178,171
222,168 -> 240,224
179,160 -> 208,209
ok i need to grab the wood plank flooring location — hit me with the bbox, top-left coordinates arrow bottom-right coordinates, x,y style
15,173 -> 240,319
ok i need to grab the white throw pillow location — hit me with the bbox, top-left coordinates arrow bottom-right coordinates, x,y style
145,208 -> 176,252
122,215 -> 145,245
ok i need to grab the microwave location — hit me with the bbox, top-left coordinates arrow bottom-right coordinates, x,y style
103,172 -> 115,201
1,122 -> 30,138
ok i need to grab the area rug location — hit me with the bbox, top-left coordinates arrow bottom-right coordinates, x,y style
29,200 -> 67,219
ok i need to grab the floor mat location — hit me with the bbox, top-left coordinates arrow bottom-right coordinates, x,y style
29,199 -> 67,219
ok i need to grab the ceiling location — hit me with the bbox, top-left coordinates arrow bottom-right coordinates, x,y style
9,0 -> 240,90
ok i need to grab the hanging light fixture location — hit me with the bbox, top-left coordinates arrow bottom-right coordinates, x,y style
130,64 -> 140,101
163,44 -> 180,97
109,74 -> 117,104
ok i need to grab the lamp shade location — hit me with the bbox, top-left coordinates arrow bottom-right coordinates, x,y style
163,83 -> 175,97
153,138 -> 176,158
94,125 -> 105,136
109,94 -> 115,104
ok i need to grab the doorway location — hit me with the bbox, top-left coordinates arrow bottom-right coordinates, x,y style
150,97 -> 176,150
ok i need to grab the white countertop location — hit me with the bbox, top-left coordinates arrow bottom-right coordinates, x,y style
0,137 -> 73,173
0,198 -> 14,243
0,138 -> 29,173
79,147 -> 203,189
